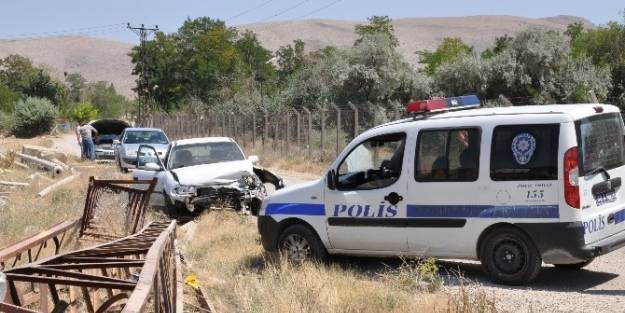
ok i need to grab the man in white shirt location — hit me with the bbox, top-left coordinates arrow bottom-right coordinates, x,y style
76,122 -> 98,161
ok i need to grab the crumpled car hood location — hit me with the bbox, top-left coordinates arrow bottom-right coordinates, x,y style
171,160 -> 255,186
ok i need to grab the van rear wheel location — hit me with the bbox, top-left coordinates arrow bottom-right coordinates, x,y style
553,258 -> 594,270
278,224 -> 327,263
479,226 -> 542,285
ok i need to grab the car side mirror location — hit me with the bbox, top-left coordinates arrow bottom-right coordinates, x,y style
143,162 -> 162,171
248,155 -> 259,164
327,169 -> 337,190
113,139 -> 120,145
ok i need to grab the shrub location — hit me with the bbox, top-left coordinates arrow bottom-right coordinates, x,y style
0,111 -> 14,133
69,102 -> 98,124
12,96 -> 58,138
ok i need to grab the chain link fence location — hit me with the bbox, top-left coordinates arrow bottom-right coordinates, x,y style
145,104 -> 406,162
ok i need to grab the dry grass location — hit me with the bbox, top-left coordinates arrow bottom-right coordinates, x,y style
180,211 -> 502,313
0,160 -> 125,248
245,146 -> 329,176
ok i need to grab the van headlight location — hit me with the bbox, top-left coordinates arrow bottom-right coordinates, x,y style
173,185 -> 196,195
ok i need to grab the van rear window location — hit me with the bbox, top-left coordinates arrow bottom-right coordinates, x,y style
576,113 -> 625,175
490,124 -> 559,181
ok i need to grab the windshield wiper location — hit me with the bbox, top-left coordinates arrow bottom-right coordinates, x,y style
588,167 -> 611,180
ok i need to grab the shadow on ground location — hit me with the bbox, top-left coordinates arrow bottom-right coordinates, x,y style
326,255 -> 621,294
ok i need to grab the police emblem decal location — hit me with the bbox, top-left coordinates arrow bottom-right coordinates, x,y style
511,132 -> 536,165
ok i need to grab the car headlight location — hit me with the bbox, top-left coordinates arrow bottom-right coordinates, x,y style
173,185 -> 196,195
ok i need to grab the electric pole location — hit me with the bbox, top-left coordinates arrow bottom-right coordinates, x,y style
127,23 -> 158,126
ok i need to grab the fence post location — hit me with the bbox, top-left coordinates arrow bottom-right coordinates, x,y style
315,104 -> 326,158
292,109 -> 301,151
285,111 -> 291,154
302,107 -> 312,158
348,102 -> 359,139
252,112 -> 256,149
263,109 -> 268,155
330,103 -> 341,157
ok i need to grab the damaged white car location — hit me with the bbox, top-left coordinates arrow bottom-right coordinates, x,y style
133,137 -> 283,216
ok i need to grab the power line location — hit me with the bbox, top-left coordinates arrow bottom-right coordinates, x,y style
296,0 -> 343,19
226,0 -> 275,22
256,0 -> 310,23
0,23 -> 127,40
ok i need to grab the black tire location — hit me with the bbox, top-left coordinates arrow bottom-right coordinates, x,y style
278,224 -> 327,263
479,226 -> 542,285
553,258 -> 594,270
163,194 -> 184,219
117,158 -> 128,173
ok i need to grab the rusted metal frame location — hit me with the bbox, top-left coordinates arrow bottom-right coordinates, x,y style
10,267 -> 138,285
0,220 -> 79,267
95,293 -> 129,313
6,270 -> 137,289
80,178 -> 157,240
0,302 -> 38,313
122,221 -> 176,313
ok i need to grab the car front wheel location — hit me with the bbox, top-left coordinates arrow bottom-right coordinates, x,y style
278,224 -> 327,263
479,226 -> 542,285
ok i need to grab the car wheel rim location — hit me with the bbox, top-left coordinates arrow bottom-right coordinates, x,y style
281,234 -> 311,262
492,239 -> 525,275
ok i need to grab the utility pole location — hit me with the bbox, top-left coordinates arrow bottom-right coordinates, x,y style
127,23 -> 158,126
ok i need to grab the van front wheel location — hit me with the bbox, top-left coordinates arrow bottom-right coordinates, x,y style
278,224 -> 327,263
479,227 -> 542,285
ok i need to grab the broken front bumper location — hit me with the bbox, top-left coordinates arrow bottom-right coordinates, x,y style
170,176 -> 267,214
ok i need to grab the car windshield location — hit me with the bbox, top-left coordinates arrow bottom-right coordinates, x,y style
169,142 -> 244,169
123,131 -> 168,144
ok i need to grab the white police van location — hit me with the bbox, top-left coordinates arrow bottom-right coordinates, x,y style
257,96 -> 625,285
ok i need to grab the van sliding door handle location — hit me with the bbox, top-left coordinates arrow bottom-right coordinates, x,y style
384,192 -> 403,205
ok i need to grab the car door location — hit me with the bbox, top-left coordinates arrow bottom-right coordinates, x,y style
134,145 -> 169,207
325,132 -> 408,252
406,127 -> 483,257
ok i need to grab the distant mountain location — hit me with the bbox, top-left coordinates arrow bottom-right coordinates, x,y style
0,15 -> 592,98
242,15 -> 592,66
0,36 -> 135,98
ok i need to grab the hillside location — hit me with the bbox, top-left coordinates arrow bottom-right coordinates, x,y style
0,15 -> 591,98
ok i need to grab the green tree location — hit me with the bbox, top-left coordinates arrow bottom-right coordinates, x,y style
354,16 -> 398,47
418,37 -> 474,75
65,72 -> 87,103
565,21 -> 585,42
0,55 -> 66,105
570,18 -> 625,107
481,34 -> 513,59
0,83 -> 18,112
70,102 -> 98,124
276,39 -> 306,83
12,97 -> 58,137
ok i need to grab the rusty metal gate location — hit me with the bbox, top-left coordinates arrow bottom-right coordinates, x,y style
0,221 -> 181,313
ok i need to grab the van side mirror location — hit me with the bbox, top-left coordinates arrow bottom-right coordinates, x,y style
113,139 -> 121,145
327,169 -> 337,190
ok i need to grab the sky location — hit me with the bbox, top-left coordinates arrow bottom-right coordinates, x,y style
0,0 -> 623,43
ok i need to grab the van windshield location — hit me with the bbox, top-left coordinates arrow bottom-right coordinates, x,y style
576,113 -> 625,175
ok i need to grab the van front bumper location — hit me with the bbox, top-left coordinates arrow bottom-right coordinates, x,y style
258,215 -> 279,251
517,222 -> 625,263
